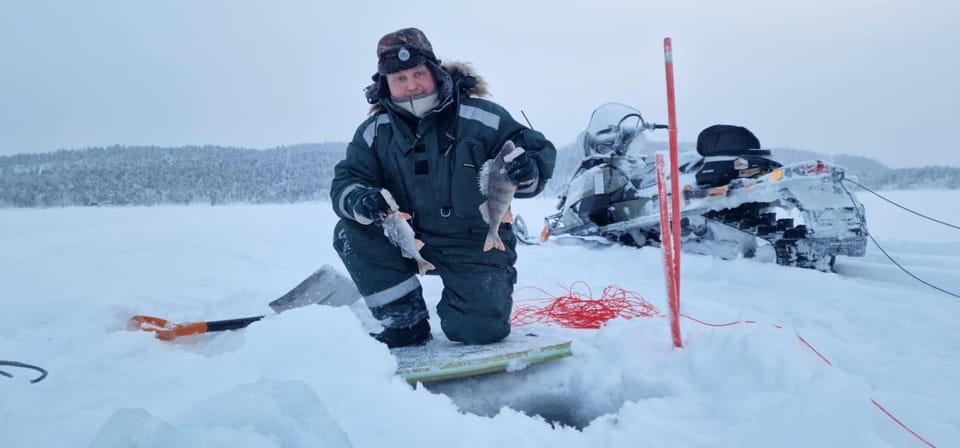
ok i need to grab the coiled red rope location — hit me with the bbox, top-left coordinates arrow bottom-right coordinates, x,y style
511,282 -> 661,329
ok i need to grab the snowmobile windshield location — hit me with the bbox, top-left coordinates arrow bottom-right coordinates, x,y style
582,103 -> 646,157
585,103 -> 643,135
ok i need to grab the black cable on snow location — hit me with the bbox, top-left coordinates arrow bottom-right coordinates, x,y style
843,178 -> 960,230
863,231 -> 960,299
840,180 -> 960,299
0,360 -> 48,383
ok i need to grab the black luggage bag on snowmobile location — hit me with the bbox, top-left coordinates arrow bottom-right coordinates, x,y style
695,124 -> 782,187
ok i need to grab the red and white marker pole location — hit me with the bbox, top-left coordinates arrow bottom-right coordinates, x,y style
661,37 -> 683,348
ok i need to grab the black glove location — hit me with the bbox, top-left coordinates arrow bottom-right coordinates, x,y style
348,187 -> 392,224
504,148 -> 539,187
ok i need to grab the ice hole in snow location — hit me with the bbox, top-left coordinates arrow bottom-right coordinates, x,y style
422,362 -> 672,430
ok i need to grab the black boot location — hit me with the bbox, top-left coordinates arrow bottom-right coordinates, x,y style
371,319 -> 432,349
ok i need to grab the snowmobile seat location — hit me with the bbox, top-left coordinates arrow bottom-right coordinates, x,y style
696,124 -> 770,157
695,124 -> 781,187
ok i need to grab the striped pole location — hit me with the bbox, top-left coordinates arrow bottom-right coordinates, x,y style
663,37 -> 683,348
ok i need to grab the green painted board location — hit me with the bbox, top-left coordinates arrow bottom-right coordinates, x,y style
393,334 -> 573,384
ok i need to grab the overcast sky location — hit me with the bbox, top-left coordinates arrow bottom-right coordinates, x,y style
2,0 -> 958,168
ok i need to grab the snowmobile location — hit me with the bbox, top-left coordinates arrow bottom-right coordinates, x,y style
515,102 -> 867,272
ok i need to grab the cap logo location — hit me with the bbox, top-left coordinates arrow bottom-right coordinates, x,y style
398,48 -> 410,62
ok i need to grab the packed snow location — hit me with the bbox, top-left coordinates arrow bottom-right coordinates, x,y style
1,190 -> 958,447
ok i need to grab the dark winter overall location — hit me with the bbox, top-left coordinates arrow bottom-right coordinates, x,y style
330,62 -> 556,344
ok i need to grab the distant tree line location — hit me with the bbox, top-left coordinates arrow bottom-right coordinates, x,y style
0,142 -> 955,208
0,143 -> 346,208
869,166 -> 960,190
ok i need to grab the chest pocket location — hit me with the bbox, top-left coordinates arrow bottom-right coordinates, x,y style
450,137 -> 489,220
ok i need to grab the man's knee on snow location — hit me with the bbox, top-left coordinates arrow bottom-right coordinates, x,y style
440,315 -> 510,345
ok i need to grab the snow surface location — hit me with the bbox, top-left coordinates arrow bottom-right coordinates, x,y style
1,190 -> 958,447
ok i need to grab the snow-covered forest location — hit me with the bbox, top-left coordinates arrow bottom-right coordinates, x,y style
1,142 -> 958,208
0,144 -> 344,207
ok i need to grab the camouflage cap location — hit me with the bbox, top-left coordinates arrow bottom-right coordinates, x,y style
376,27 -> 439,75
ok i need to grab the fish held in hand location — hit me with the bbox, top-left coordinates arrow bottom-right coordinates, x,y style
479,141 -> 520,252
382,210 -> 436,275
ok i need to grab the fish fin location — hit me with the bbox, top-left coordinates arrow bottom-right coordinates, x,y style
415,239 -> 424,250
396,211 -> 412,220
478,161 -> 493,196
479,201 -> 490,224
418,260 -> 436,275
501,208 -> 513,224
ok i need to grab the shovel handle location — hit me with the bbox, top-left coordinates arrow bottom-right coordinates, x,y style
130,315 -> 264,341
129,265 -> 358,341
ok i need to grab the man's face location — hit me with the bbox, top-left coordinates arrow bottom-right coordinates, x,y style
385,65 -> 437,100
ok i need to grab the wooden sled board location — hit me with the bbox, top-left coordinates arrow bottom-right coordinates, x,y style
392,333 -> 573,384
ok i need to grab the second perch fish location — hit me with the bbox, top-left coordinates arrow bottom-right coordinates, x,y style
479,141 -> 520,251
382,209 -> 436,275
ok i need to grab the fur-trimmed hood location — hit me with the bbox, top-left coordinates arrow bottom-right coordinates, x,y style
440,61 -> 489,97
366,61 -> 489,114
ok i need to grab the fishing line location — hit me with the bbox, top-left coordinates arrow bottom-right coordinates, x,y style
843,178 -> 960,230
841,180 -> 960,298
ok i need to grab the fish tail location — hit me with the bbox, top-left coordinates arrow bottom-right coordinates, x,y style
483,232 -> 505,252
